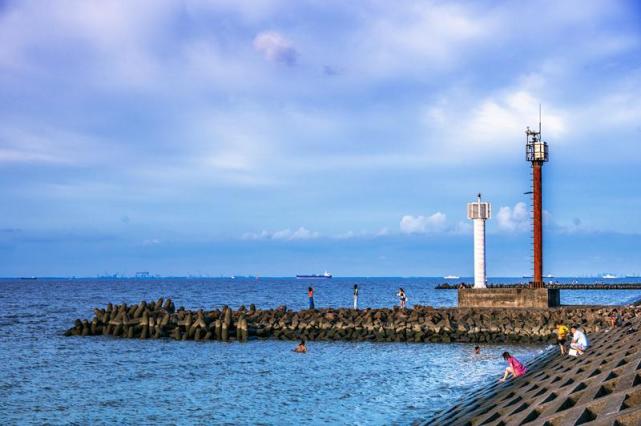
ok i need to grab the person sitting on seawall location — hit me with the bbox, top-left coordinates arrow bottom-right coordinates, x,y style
499,352 -> 527,382
570,325 -> 590,355
556,322 -> 569,355
397,288 -> 408,309
293,340 -> 307,353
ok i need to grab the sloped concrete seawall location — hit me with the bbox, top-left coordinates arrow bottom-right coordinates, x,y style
420,317 -> 641,425
65,299 -> 641,343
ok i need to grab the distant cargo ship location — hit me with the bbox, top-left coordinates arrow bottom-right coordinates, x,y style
443,275 -> 460,279
602,274 -> 617,279
296,272 -> 332,279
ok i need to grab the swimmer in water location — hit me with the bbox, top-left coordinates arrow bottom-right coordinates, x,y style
294,340 -> 307,353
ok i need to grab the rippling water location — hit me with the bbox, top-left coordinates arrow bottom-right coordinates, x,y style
1,277 -> 639,424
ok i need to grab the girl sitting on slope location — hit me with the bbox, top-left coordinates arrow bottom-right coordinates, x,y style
499,352 -> 527,382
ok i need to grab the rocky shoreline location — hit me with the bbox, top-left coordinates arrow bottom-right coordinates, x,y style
65,299 -> 641,344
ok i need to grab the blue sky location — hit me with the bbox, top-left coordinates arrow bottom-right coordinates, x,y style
1,0 -> 640,277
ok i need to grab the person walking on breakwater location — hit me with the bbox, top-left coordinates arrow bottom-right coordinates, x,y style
397,288 -> 408,309
293,340 -> 307,353
570,325 -> 590,355
308,287 -> 315,309
499,352 -> 527,382
353,284 -> 359,309
556,322 -> 570,355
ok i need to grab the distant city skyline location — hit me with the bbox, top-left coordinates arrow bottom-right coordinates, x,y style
1,1 -> 640,276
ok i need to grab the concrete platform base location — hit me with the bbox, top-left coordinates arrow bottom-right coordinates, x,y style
458,287 -> 560,308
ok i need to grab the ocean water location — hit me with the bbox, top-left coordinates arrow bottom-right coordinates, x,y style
1,277 -> 639,424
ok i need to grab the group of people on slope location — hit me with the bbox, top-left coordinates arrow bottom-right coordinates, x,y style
555,323 -> 590,356
306,285 -> 409,310
474,322 -> 592,383
500,324 -> 591,382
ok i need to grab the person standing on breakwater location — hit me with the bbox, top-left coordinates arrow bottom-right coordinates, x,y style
556,322 -> 570,355
499,352 -> 527,382
353,284 -> 359,309
308,287 -> 315,309
570,325 -> 589,355
293,340 -> 307,353
397,288 -> 408,309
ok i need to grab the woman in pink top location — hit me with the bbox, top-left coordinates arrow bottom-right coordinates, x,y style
499,351 -> 527,382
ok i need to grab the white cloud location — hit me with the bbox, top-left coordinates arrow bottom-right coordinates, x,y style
289,227 -> 318,240
333,227 -> 390,239
253,31 -> 298,65
241,230 -> 270,240
242,226 -> 319,240
400,212 -> 447,234
334,230 -> 357,239
376,227 -> 390,236
496,202 -> 529,232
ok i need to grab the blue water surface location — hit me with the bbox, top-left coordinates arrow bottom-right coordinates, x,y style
0,277 -> 639,424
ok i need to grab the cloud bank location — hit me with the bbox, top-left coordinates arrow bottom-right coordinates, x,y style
242,227 -> 319,241
0,0 -> 639,274
400,212 -> 448,234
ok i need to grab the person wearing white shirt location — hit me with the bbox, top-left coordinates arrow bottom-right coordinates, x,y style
570,325 -> 589,355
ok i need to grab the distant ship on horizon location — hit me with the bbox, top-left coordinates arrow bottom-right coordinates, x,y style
443,275 -> 460,279
296,272 -> 332,279
602,273 -> 617,279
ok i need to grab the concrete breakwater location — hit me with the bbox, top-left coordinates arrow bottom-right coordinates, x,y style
421,317 -> 641,425
65,299 -> 641,344
436,283 -> 641,290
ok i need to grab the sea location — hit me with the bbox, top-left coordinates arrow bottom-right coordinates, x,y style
1,276 -> 640,425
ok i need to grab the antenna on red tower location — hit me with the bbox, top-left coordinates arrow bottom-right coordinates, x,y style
539,104 -> 542,136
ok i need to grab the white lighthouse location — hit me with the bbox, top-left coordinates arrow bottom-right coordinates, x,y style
467,194 -> 491,288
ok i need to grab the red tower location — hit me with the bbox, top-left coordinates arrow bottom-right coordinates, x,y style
525,117 -> 548,288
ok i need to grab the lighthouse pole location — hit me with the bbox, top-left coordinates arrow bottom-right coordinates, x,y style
473,215 -> 487,288
467,194 -> 491,289
532,162 -> 543,285
525,109 -> 549,288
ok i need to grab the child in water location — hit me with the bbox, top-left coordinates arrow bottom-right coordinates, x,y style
499,352 -> 527,382
293,340 -> 307,353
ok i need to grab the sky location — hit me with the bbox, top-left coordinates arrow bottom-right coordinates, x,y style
0,0 -> 640,277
